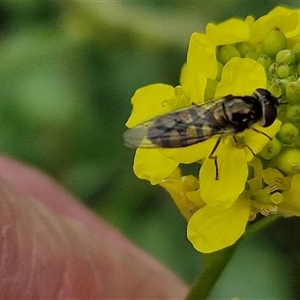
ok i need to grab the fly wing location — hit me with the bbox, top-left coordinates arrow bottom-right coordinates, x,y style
123,98 -> 237,148
123,121 -> 156,148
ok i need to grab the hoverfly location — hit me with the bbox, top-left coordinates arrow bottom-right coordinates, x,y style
123,88 -> 280,180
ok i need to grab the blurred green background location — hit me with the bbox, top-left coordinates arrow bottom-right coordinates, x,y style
1,1 -> 300,298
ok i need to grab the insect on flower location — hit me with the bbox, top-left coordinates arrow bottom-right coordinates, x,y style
123,88 -> 280,180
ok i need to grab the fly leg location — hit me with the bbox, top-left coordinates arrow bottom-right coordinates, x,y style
233,128 -> 272,157
208,137 -> 222,181
233,136 -> 256,156
251,128 -> 272,140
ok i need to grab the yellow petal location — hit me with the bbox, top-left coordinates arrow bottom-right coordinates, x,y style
126,84 -> 175,127
160,173 -> 198,194
247,157 -> 263,191
243,119 -> 282,161
245,15 -> 255,26
269,7 -> 300,38
249,6 -> 299,44
206,18 -> 249,45
160,172 -> 200,220
181,71 -> 207,105
133,148 -> 178,185
280,174 -> 300,216
159,138 -> 217,164
262,167 -> 292,191
186,190 -> 205,209
200,139 -> 248,208
182,33 -> 216,103
187,195 -> 250,253
179,63 -> 187,86
279,9 -> 300,38
215,57 -> 266,97
282,173 -> 300,206
186,33 -> 218,80
262,168 -> 284,185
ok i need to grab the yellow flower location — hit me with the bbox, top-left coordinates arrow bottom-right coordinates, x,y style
159,168 -> 203,220
125,6 -> 300,253
247,158 -> 300,218
280,174 -> 300,216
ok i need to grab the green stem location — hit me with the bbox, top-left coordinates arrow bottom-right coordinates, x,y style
244,214 -> 282,237
185,214 -> 282,300
185,242 -> 239,300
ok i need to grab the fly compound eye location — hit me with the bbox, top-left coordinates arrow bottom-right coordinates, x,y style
260,102 -> 278,127
254,88 -> 272,98
253,88 -> 279,127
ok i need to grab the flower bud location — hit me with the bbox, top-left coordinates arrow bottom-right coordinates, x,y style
263,27 -> 287,57
235,42 -> 253,57
286,105 -> 300,122
268,62 -> 277,74
257,54 -> 272,69
244,51 -> 259,60
278,79 -> 290,92
217,45 -> 240,65
287,75 -> 299,85
286,81 -> 300,104
296,62 -> 300,76
276,49 -> 296,66
292,41 -> 300,61
255,43 -> 264,55
216,62 -> 223,81
204,79 -> 218,100
267,82 -> 283,98
275,62 -> 290,78
266,73 -> 277,85
259,138 -> 281,160
289,64 -> 297,76
276,123 -> 299,144
276,147 -> 300,175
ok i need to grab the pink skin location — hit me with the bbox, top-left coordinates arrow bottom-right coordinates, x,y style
0,156 -> 188,299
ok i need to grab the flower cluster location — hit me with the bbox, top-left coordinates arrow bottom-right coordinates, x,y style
125,6 -> 300,253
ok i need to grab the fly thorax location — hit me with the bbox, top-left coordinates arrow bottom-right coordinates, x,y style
223,97 -> 262,130
212,104 -> 229,126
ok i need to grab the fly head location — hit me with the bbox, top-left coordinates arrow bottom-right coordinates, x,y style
254,88 -> 280,127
